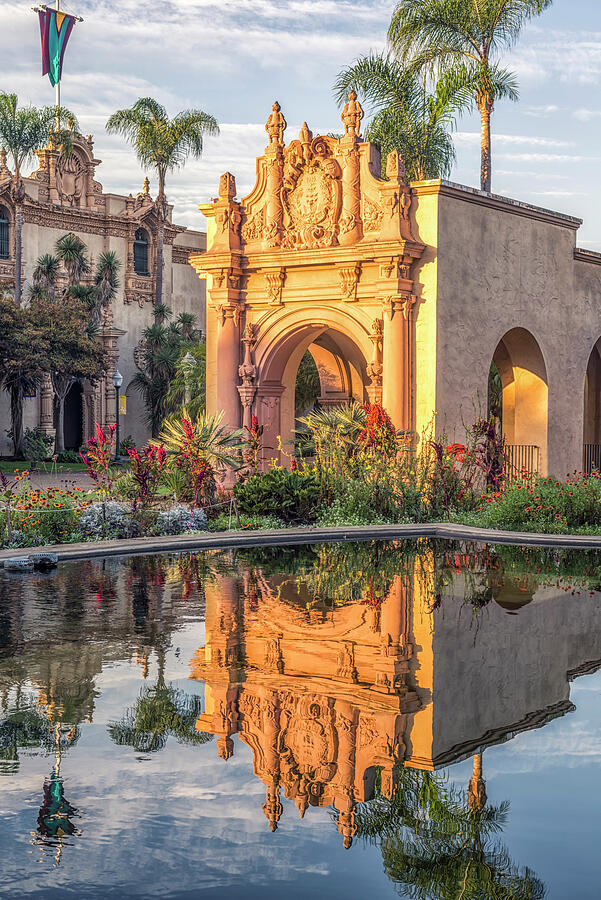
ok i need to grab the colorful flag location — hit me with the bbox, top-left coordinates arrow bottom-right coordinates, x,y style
38,8 -> 76,87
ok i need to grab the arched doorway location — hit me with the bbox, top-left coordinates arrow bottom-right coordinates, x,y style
63,381 -> 83,451
256,318 -> 373,463
583,338 -> 601,472
490,328 -> 548,476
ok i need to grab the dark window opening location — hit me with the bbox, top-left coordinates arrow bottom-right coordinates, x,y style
0,206 -> 9,260
133,228 -> 149,275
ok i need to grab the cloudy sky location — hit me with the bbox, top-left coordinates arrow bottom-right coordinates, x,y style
3,0 -> 601,246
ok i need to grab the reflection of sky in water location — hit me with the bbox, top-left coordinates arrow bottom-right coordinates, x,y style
0,551 -> 601,899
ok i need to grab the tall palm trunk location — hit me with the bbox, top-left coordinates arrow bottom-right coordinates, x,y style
478,93 -> 493,193
12,174 -> 25,305
155,196 -> 166,307
10,381 -> 24,458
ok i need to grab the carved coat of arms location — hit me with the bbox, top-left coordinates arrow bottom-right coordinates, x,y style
281,130 -> 342,250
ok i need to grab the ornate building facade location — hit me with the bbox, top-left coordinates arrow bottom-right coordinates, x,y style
193,97 -> 601,476
0,134 -> 205,453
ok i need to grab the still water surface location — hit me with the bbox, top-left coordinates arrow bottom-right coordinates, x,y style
1,541 -> 600,899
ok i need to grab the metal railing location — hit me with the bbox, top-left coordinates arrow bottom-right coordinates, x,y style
583,444 -> 601,474
504,444 -> 540,481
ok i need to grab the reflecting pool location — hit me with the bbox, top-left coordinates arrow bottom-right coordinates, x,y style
1,541 -> 601,898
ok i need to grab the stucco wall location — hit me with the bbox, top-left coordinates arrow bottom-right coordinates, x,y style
420,183 -> 601,476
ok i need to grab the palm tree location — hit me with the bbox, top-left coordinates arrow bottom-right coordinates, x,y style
131,318 -> 182,438
355,762 -> 546,899
334,53 -> 466,180
388,0 -> 552,192
0,93 -> 77,304
106,98 -> 219,306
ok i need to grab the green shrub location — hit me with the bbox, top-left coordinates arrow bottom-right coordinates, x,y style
210,512 -> 286,531
56,450 -> 80,463
23,428 -> 53,464
475,472 -> 601,533
234,468 -> 320,524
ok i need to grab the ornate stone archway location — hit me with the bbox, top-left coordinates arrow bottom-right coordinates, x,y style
191,98 -> 425,459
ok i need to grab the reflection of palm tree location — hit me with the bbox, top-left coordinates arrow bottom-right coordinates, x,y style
108,660 -> 213,753
355,759 -> 545,899
0,706 -> 79,773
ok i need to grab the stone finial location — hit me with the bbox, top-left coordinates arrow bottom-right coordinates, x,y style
265,100 -> 287,146
341,90 -> 364,138
386,148 -> 406,182
219,171 -> 237,200
143,176 -> 150,196
298,122 -> 313,145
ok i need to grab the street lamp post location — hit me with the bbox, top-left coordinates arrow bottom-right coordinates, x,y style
112,368 -> 123,463
182,351 -> 195,407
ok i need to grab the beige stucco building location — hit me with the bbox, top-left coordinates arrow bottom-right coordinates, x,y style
193,98 -> 601,477
0,134 -> 205,453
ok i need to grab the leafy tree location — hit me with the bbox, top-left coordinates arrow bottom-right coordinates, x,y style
0,295 -> 48,456
0,93 -> 77,303
388,0 -> 553,192
106,98 -> 218,305
335,53 -> 466,180
29,239 -> 120,451
31,294 -> 108,453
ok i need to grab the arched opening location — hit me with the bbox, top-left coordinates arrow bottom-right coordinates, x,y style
256,319 -> 372,464
583,338 -> 601,472
490,328 -> 548,476
133,228 -> 149,275
0,205 -> 10,259
63,380 -> 83,451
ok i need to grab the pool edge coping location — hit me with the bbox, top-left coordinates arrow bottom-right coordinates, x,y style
4,522 -> 601,565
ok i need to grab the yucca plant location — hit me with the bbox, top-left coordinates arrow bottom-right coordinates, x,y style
56,232 -> 89,285
159,409 -> 245,471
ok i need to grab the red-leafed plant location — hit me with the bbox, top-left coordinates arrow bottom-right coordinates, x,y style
172,415 -> 217,513
80,423 -> 116,495
359,403 -> 397,456
127,443 -> 166,510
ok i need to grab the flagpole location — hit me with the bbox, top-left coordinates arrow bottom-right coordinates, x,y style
55,0 -> 60,130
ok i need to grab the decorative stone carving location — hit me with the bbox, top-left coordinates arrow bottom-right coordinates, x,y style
341,91 -> 364,138
281,124 -> 342,250
56,152 -> 86,206
336,642 -> 358,682
265,268 -> 286,305
219,172 -> 237,199
363,195 -> 384,231
339,263 -> 361,301
241,208 -> 264,242
0,148 -> 10,179
386,149 -> 406,181
367,318 -> 384,403
238,323 -> 258,428
265,101 -> 287,146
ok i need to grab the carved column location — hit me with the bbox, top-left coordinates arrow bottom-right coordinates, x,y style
366,318 -> 383,405
338,137 -> 362,246
382,296 -> 409,430
264,148 -> 284,248
238,323 -> 257,429
262,692 -> 283,831
39,374 -> 55,440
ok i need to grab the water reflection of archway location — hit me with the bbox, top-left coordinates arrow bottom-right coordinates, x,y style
255,315 -> 373,462
490,328 -> 548,476
583,337 -> 601,472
